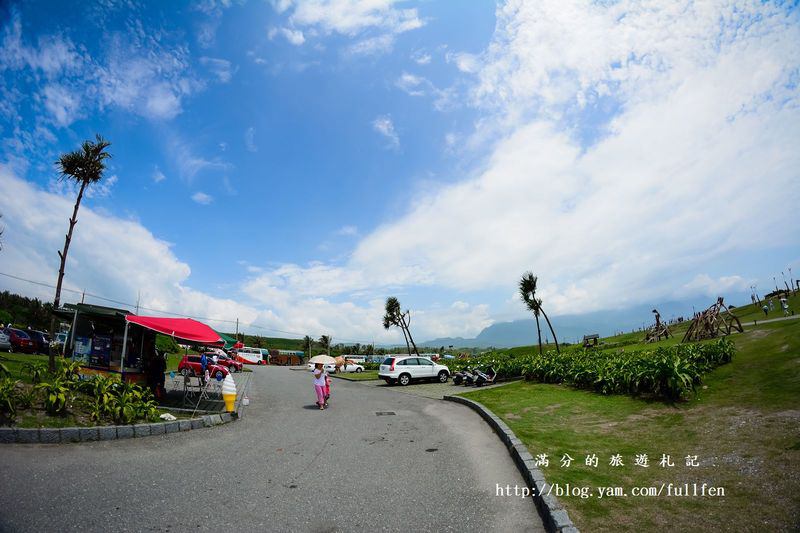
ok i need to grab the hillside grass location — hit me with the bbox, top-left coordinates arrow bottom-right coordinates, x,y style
462,319 -> 800,531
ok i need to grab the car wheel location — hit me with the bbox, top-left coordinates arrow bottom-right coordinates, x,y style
180,368 -> 190,377
356,367 -> 363,373
438,371 -> 448,383
398,373 -> 411,386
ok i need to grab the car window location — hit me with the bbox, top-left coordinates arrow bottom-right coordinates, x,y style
382,357 -> 395,365
418,358 -> 434,365
12,329 -> 30,339
403,358 -> 418,365
188,356 -> 200,363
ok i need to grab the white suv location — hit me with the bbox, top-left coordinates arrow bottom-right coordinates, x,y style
379,356 -> 450,386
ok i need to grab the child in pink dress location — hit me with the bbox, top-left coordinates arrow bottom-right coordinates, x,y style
312,363 -> 327,410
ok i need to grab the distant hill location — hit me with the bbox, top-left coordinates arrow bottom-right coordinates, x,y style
421,296 -> 744,349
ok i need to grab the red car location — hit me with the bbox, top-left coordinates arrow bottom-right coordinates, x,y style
215,353 -> 243,373
177,355 -> 230,380
3,328 -> 35,354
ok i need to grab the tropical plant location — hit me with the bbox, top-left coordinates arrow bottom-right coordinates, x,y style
519,272 -> 560,354
0,360 -> 9,378
16,386 -> 38,410
50,134 -> 112,371
23,361 -> 47,384
382,296 -> 420,357
303,335 -> 313,359
0,378 -> 20,419
37,378 -> 71,415
54,359 -> 83,383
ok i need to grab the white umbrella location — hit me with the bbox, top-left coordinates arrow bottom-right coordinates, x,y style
308,355 -> 336,364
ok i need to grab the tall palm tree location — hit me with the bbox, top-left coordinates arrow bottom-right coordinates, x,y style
303,335 -> 313,360
50,135 -> 112,371
383,297 -> 411,356
519,272 -> 560,354
318,335 -> 331,356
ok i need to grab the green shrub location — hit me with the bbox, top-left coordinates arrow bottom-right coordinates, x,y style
37,378 -> 71,415
520,338 -> 735,401
23,361 -> 47,384
0,378 -> 20,419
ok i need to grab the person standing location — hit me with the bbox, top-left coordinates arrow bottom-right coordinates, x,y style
762,304 -> 769,317
312,363 -> 327,410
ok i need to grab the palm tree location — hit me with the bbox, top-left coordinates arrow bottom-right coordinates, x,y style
303,335 -> 313,360
50,135 -> 112,371
382,296 -> 420,357
519,272 -> 560,354
318,335 -> 331,356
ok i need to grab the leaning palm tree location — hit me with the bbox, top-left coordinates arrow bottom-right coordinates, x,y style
519,272 -> 560,354
318,335 -> 331,356
303,335 -> 313,361
382,296 -> 420,356
50,135 -> 112,371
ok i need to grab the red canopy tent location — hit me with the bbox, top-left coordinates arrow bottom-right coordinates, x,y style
125,315 -> 224,346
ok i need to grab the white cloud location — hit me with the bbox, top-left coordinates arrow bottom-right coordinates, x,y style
84,174 -> 118,199
200,56 -> 235,82
412,50 -> 431,65
191,191 -> 213,205
395,72 -> 425,96
446,51 -> 479,73
269,27 -> 306,45
273,0 -> 424,56
0,167 -> 258,331
681,275 -> 751,297
372,115 -> 399,148
336,225 -> 358,236
152,167 -> 166,183
168,134 -> 230,182
283,0 -> 423,36
244,127 -> 257,152
42,84 -> 81,126
347,34 -> 394,56
242,0 -> 800,323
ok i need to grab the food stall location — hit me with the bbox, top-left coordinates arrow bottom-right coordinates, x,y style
54,304 -> 225,388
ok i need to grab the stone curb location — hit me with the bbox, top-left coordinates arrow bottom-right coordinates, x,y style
443,395 -> 579,533
0,411 -> 239,445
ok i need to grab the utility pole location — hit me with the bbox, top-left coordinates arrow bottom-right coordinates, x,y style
81,289 -> 85,304
235,318 -> 239,341
135,290 -> 140,315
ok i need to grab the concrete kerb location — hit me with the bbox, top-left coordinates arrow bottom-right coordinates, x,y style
0,411 -> 238,444
443,395 -> 579,533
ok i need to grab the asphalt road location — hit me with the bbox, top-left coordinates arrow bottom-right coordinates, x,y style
0,366 -> 544,533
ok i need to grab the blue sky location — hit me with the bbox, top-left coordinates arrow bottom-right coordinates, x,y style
1,1 -> 798,344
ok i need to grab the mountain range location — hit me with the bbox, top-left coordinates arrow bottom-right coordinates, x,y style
420,294 -> 750,349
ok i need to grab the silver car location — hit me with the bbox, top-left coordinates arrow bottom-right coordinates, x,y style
0,331 -> 11,352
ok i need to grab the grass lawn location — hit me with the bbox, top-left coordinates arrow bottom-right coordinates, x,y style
332,370 -> 379,381
463,319 -> 800,532
1,352 -> 52,383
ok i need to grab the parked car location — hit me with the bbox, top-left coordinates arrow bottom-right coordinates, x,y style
177,354 -> 230,380
3,328 -> 35,354
26,330 -> 50,354
338,363 -> 364,373
379,356 -> 450,386
0,331 -> 11,352
306,362 -> 337,373
215,353 -> 243,373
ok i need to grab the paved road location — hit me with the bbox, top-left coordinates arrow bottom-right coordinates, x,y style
0,366 -> 543,532
742,313 -> 799,327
